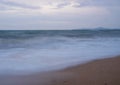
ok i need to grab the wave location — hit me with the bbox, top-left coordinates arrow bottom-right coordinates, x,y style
0,29 -> 120,74
0,29 -> 120,39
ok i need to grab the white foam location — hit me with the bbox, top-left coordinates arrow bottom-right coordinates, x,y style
0,37 -> 120,75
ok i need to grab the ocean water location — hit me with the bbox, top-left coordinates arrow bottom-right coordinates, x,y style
0,29 -> 120,74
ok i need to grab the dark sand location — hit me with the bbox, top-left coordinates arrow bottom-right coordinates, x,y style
0,56 -> 120,85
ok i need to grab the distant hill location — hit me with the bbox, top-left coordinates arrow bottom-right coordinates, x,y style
73,27 -> 120,31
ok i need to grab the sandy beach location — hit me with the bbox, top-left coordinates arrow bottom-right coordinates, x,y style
0,56 -> 120,85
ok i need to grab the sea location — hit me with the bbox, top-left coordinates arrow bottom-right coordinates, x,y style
0,29 -> 120,75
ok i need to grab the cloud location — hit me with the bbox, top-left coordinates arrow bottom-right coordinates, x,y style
0,0 -> 120,10
0,0 -> 112,16
75,0 -> 120,7
0,0 -> 40,9
0,5 -> 9,10
52,2 -> 70,9
0,0 -> 120,29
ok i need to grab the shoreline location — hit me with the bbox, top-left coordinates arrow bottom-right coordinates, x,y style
0,56 -> 120,85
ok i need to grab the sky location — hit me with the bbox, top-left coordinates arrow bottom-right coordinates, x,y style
0,0 -> 120,30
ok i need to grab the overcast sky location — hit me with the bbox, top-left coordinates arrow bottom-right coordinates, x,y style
0,0 -> 120,30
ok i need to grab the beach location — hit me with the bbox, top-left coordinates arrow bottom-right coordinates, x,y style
0,0 -> 120,84
0,56 -> 120,85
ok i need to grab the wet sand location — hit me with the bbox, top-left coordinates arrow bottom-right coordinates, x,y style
0,56 -> 120,85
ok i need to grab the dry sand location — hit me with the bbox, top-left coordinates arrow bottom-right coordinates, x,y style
0,56 -> 120,85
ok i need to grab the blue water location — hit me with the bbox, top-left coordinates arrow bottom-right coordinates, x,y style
0,29 -> 120,74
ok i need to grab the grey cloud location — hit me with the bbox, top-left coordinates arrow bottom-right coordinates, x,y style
52,0 -> 120,9
49,1 -> 80,9
0,5 -> 8,10
0,0 -> 40,9
76,0 -> 120,7
50,2 -> 70,9
56,2 -> 70,8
